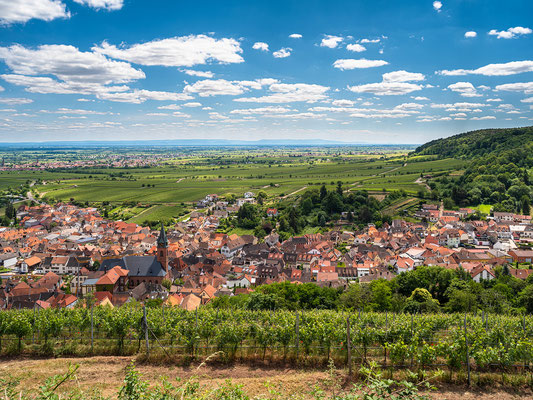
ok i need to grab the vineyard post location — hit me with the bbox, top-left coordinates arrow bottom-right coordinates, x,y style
464,313 -> 471,387
295,312 -> 299,363
90,305 -> 94,353
346,316 -> 352,375
143,305 -> 149,357
410,314 -> 414,368
32,305 -> 35,345
523,314 -> 527,370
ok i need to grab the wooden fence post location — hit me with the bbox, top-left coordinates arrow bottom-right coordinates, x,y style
464,313 -> 471,387
346,316 -> 352,375
90,305 -> 94,353
144,305 -> 149,357
32,306 -> 35,345
295,312 -> 299,363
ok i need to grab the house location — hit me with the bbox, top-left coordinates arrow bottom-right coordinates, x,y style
471,265 -> 495,282
221,236 -> 246,258
267,208 -> 278,217
95,266 -> 129,292
508,250 -> 533,263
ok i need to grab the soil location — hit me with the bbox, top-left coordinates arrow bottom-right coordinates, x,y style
0,356 -> 530,399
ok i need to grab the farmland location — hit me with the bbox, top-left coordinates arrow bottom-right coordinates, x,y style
0,145 -> 466,223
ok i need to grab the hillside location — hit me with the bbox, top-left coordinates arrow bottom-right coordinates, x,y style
414,126 -> 533,159
413,126 -> 533,212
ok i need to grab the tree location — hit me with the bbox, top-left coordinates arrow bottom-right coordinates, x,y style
404,288 -> 440,313
320,184 -> 327,200
369,279 -> 392,311
519,285 -> 533,313
521,195 -> 531,216
339,283 -> 372,310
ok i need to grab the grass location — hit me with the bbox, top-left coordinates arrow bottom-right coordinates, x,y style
475,204 -> 493,214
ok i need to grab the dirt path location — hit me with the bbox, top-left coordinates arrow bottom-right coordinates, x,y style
415,176 -> 431,191
0,357 -> 528,399
281,186 -> 307,199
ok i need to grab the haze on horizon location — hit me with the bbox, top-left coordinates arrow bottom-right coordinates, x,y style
0,0 -> 532,144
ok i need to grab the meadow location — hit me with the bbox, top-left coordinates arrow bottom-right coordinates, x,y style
0,147 -> 466,223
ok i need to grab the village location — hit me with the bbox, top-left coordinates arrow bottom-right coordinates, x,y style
0,192 -> 532,311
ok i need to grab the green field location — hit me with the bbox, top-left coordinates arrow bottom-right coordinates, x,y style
0,148 -> 466,223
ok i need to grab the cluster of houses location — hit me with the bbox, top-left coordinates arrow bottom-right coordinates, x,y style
0,201 -> 532,310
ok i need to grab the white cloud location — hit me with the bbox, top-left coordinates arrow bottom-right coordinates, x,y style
332,99 -> 355,106
93,35 -> 244,67
0,97 -> 33,104
230,106 -> 294,115
521,97 -> 533,103
464,31 -> 477,38
0,0 -> 69,25
0,44 -> 144,85
0,85 -> 3,92
320,35 -> 343,48
433,1 -> 442,12
360,38 -> 380,44
495,82 -> 533,94
273,48 -> 292,58
234,83 -> 329,103
382,70 -> 425,82
488,26 -> 532,39
41,107 -> 111,115
447,82 -> 482,97
183,79 -> 271,97
289,34 -> 302,39
438,60 -> 533,76
333,59 -> 388,70
180,69 -> 214,78
486,98 -> 502,102
412,96 -> 429,101
471,116 -> 496,120
346,44 -> 366,52
98,89 -> 193,103
348,82 -> 423,96
252,42 -> 269,51
158,104 -> 181,110
430,102 -> 488,112
347,70 -> 425,96
182,102 -> 202,107
73,0 -> 123,10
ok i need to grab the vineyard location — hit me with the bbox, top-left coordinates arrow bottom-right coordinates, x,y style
0,306 -> 532,378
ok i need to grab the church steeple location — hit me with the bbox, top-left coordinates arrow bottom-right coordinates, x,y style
156,222 -> 169,275
157,222 -> 168,248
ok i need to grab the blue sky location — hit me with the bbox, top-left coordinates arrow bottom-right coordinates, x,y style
0,0 -> 531,143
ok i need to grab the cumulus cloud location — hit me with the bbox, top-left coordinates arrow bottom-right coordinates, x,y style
273,48 -> 292,58
93,35 -> 244,67
438,60 -> 533,76
0,44 -> 144,85
252,42 -> 269,51
488,26 -> 532,39
382,70 -> 425,82
433,1 -> 442,12
0,0 -> 69,25
464,31 -> 477,38
180,69 -> 214,78
447,82 -> 482,97
348,70 -> 425,96
183,79 -> 271,97
72,0 -> 123,10
98,89 -> 193,103
320,35 -> 343,48
289,34 -> 302,39
158,104 -> 181,110
333,59 -> 388,70
230,106 -> 294,115
495,82 -> 533,94
332,99 -> 355,107
349,82 -> 423,96
471,116 -> 496,120
360,38 -> 380,44
182,102 -> 202,107
346,44 -> 366,52
0,97 -> 33,104
234,83 -> 329,103
521,97 -> 533,103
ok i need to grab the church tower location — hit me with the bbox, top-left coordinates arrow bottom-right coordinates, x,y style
156,223 -> 169,274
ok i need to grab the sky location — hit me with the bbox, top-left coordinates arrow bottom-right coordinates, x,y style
0,0 -> 532,144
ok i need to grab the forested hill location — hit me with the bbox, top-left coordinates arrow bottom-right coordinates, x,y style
414,126 -> 533,159
412,126 -> 532,213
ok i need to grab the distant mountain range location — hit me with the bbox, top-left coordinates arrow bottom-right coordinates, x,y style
0,139 -> 418,148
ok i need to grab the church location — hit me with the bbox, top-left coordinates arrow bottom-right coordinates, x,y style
99,224 -> 171,287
